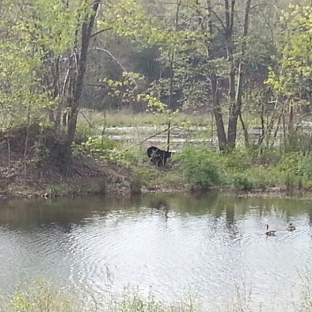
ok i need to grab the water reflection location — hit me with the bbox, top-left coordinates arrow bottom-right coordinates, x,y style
0,194 -> 312,311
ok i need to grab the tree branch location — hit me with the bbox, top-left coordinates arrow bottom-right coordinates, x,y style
211,10 -> 226,33
92,47 -> 138,87
91,27 -> 113,38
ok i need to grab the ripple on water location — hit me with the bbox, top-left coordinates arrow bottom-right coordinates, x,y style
0,197 -> 312,311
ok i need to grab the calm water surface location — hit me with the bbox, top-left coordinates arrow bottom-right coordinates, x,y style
1,193 -> 312,311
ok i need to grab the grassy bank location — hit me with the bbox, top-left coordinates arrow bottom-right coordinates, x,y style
90,139 -> 312,195
75,110 -> 312,194
0,109 -> 311,199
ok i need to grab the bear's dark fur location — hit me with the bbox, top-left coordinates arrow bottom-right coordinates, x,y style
147,146 -> 172,167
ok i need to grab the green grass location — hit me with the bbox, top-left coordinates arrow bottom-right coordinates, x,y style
74,109 -> 312,193
0,281 -> 78,312
101,142 -> 312,193
76,108 -> 293,131
0,282 -> 202,312
77,109 -> 217,129
78,109 -> 169,128
3,277 -> 312,312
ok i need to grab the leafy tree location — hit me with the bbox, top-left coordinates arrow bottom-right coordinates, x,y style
266,4 -> 312,150
0,0 -> 101,158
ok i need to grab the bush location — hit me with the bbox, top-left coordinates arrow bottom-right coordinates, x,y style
130,176 -> 142,195
277,152 -> 312,180
222,148 -> 252,171
176,148 -> 221,189
85,135 -> 116,156
2,281 -> 77,312
286,132 -> 312,154
109,285 -> 202,312
108,145 -> 143,167
232,175 -> 254,191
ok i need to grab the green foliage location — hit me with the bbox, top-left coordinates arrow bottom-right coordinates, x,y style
0,0 -> 81,126
222,148 -> 252,171
5,281 -> 77,312
109,285 -> 201,312
231,166 -> 276,191
71,141 -> 88,158
270,152 -> 312,190
33,132 -> 72,171
286,132 -> 312,154
110,286 -> 166,312
277,152 -> 312,180
0,0 -> 311,195
85,135 -> 116,156
266,4 -> 312,104
108,145 -> 143,167
251,148 -> 282,167
177,148 -> 221,189
130,177 -> 142,196
47,185 -> 61,197
284,173 -> 297,191
232,175 -> 254,191
0,282 -> 202,312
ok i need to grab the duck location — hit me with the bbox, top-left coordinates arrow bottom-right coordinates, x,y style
286,223 -> 296,231
265,224 -> 276,236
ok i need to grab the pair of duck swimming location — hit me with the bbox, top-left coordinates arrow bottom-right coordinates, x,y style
265,223 -> 296,236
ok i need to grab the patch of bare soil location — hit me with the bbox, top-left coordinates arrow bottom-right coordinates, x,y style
0,125 -> 134,199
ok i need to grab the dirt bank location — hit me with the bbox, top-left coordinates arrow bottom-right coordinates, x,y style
0,124 -> 136,200
0,124 -> 312,202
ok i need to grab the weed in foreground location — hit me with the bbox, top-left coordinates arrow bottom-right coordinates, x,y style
0,283 -> 202,312
1,281 -> 78,312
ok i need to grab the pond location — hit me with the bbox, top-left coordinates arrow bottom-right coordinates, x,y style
0,193 -> 312,311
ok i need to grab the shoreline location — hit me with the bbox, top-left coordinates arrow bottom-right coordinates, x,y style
2,184 -> 312,202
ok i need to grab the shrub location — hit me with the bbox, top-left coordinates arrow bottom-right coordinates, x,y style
3,281 -> 77,312
108,146 -> 143,167
176,148 -> 221,189
232,175 -> 254,191
130,176 -> 142,196
277,152 -> 312,180
109,285 -> 202,312
85,135 -> 116,156
286,132 -> 312,154
222,148 -> 252,171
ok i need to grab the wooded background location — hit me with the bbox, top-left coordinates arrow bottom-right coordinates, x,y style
0,0 -> 311,151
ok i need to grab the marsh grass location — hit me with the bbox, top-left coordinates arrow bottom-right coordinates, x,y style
0,281 -> 78,312
3,278 -> 312,312
78,109 -> 168,129
77,109 -> 216,129
77,109 -> 280,134
108,286 -> 200,312
0,283 -> 202,312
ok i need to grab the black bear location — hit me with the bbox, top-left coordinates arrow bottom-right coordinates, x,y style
147,146 -> 172,167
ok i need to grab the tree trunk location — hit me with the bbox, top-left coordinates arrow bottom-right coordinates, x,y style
206,0 -> 227,150
51,56 -> 60,125
227,0 -> 251,149
66,0 -> 100,146
233,0 -> 252,148
225,0 -> 237,149
167,54 -> 174,152
211,74 -> 227,150
239,112 -> 249,147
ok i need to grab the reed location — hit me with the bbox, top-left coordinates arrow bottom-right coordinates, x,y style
0,282 -> 201,312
